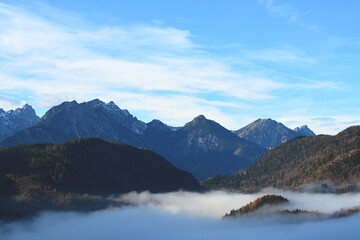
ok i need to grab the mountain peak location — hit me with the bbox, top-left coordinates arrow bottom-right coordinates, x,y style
1,104 -> 37,116
293,125 -> 316,136
0,104 -> 39,141
147,119 -> 165,126
258,118 -> 272,121
184,115 -> 210,129
235,118 -> 299,149
21,103 -> 31,109
87,98 -> 104,107
193,114 -> 207,121
40,100 -> 78,122
86,99 -> 123,113
16,103 -> 36,114
107,101 -> 116,106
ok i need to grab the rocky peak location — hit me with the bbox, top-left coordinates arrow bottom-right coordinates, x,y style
181,115 -> 240,149
0,104 -> 39,141
146,119 -> 178,132
147,119 -> 166,127
294,125 -> 316,136
195,114 -> 206,121
145,119 -> 171,133
40,99 -> 147,135
184,115 -> 208,127
40,100 -> 78,122
2,104 -> 39,120
106,101 -> 120,111
235,118 -> 300,149
87,98 -> 102,105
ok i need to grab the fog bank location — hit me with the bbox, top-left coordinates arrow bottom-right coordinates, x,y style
117,190 -> 360,218
1,190 -> 360,240
1,207 -> 360,240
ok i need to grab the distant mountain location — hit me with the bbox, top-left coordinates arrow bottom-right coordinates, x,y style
0,104 -> 39,141
293,125 -> 316,136
234,118 -> 316,149
0,99 -> 144,147
0,138 -> 202,196
0,100 -> 267,180
203,126 -> 360,192
143,115 -> 267,180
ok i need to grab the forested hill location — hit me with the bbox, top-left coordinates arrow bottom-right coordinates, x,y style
0,138 -> 203,197
203,126 -> 360,192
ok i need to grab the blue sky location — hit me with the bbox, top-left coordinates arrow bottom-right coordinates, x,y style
0,0 -> 359,134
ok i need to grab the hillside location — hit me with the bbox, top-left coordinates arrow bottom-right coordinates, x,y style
203,126 -> 360,192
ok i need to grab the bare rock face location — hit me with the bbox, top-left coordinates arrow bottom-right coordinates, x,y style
0,104 -> 39,141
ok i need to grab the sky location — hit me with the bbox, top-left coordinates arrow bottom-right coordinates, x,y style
0,0 -> 359,134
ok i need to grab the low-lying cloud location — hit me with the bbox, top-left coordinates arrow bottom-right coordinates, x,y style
1,190 -> 360,240
117,190 -> 360,218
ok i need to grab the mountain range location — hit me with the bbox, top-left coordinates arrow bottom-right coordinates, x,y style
0,99 -> 315,180
144,115 -> 266,180
203,126 -> 360,192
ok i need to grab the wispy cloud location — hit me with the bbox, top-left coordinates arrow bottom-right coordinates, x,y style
241,62 -> 342,91
246,48 -> 317,64
258,0 -> 298,22
278,115 -> 360,135
258,0 -> 320,31
0,3 -> 283,115
0,2 -> 345,132
0,94 -> 25,110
